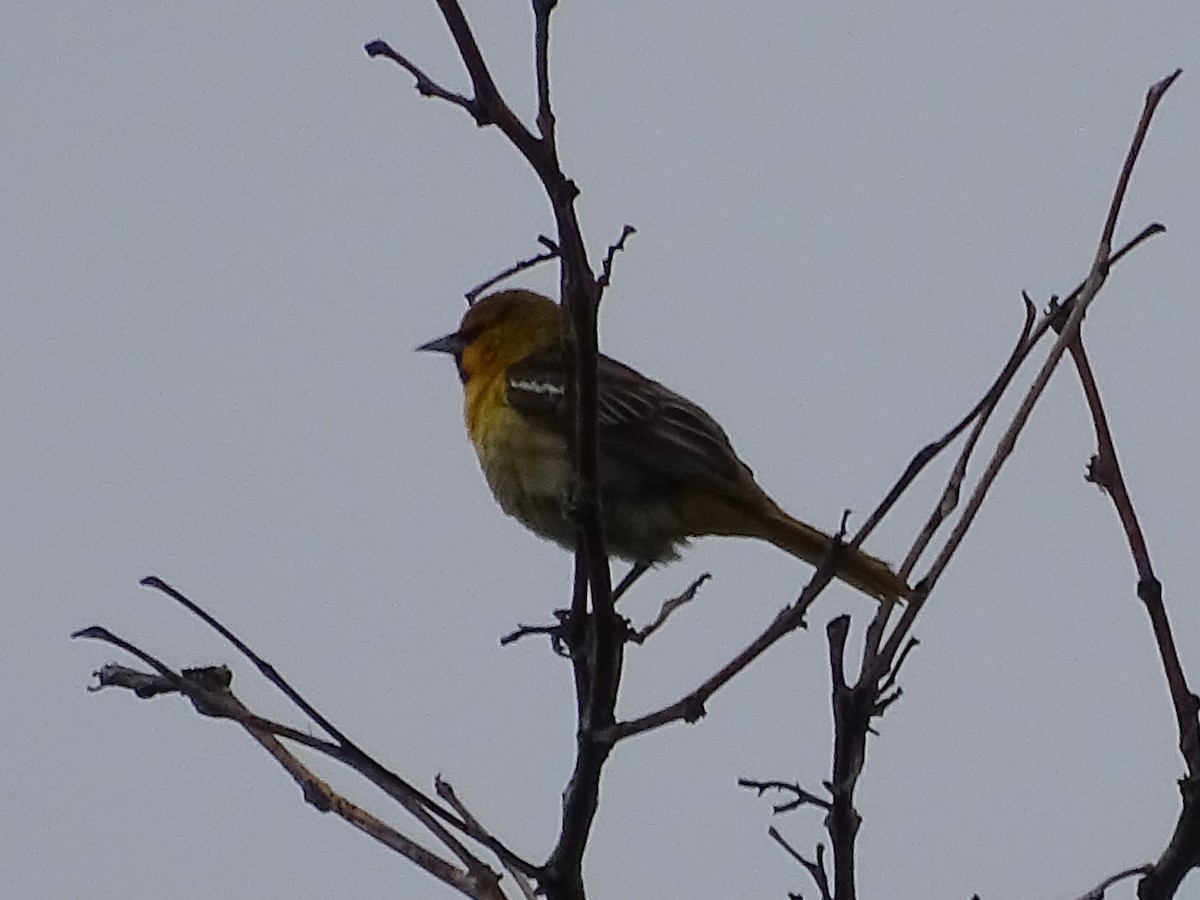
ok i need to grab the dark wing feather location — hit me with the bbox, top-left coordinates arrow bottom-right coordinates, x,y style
506,346 -> 755,498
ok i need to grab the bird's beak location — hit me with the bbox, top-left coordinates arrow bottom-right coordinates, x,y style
416,330 -> 466,355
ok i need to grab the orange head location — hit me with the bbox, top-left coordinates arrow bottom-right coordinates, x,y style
417,290 -> 562,383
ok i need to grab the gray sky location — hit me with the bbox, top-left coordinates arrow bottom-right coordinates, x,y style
5,2 -> 1200,898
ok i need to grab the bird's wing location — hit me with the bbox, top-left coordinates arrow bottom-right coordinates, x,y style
505,346 -> 755,496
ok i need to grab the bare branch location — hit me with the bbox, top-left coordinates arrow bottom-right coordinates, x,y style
629,572 -> 710,644
84,660 -> 341,753
372,8 -> 623,888
499,611 -> 570,653
438,778 -> 538,900
882,74 -> 1178,668
1098,70 -> 1180,255
769,828 -> 833,900
87,660 -> 184,698
855,216 -> 1160,592
532,0 -> 556,145
880,246 -> 1163,668
825,617 -> 863,900
601,564 -> 842,743
466,239 -> 560,305
1071,864 -> 1152,900
739,778 -> 832,814
897,293 -> 1037,583
1040,76 -> 1200,899
597,225 -> 637,290
140,576 -> 354,749
877,638 -> 919,698
76,630 -> 510,899
612,560 -> 651,602
819,68 -> 1182,900
1063,334 -> 1199,769
81,602 -> 542,883
363,39 -> 475,113
848,296 -> 1036,564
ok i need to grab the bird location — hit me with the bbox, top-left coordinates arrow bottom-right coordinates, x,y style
417,289 -> 909,602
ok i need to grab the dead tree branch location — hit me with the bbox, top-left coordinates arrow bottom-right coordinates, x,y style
372,4 -> 628,895
1038,72 -> 1200,898
742,69 -> 1180,900
74,625 -> 517,900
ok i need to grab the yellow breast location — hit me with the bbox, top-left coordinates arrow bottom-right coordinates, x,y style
464,371 -> 575,549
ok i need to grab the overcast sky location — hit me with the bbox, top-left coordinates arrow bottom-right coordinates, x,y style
6,2 -> 1200,898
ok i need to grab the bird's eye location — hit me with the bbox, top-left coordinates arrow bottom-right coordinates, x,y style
457,323 -> 485,346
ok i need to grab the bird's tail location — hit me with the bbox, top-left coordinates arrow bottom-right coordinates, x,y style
754,502 -> 910,603
677,490 -> 911,602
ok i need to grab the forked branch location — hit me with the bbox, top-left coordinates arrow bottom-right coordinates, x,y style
744,69 -> 1181,900
369,5 -> 624,897
74,619 -> 522,900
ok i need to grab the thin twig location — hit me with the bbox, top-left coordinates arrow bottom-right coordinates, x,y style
601,562 -> 842,743
899,293 -> 1037,582
806,73 -> 1181,900
363,40 -> 475,113
1063,335 -> 1199,769
739,778 -> 832,813
1098,71 -> 1180,254
75,629 -> 510,899
85,660 -> 341,753
466,240 -> 560,305
597,225 -> 636,289
1071,864 -> 1152,900
140,576 -> 355,749
877,638 -> 919,698
853,220 -> 1160,592
879,72 -> 1178,671
630,573 -> 710,643
499,613 -> 570,653
438,777 -> 538,900
768,828 -> 833,900
1048,77 -> 1200,899
83,602 -> 542,881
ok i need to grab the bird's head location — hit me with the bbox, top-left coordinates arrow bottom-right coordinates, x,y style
417,289 -> 562,383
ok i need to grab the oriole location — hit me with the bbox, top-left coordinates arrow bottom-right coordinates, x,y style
418,289 -> 908,602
